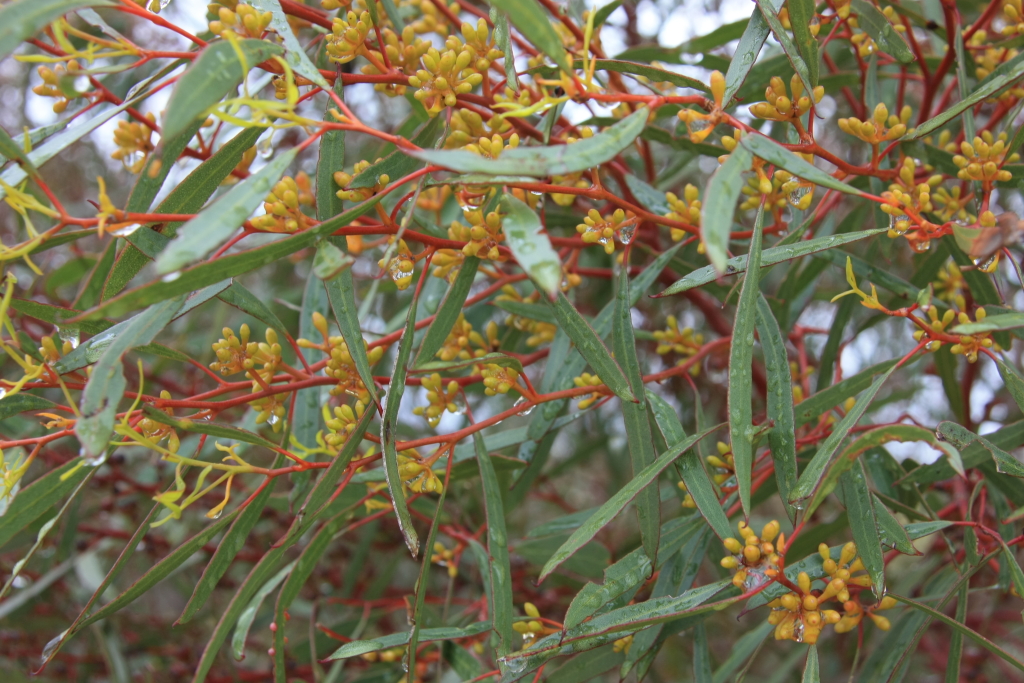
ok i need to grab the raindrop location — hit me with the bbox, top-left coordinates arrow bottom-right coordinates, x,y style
888,213 -> 910,235
208,507 -> 223,519
41,630 -> 69,665
787,185 -> 811,208
73,75 -> 90,94
109,223 -> 142,237
125,81 -> 144,101
58,325 -> 80,349
687,118 -> 710,133
80,446 -> 107,468
791,499 -> 806,511
500,656 -> 527,673
159,0 -> 171,9
121,150 -> 145,172
792,620 -> 805,643
161,270 -> 182,283
975,254 -> 998,272
257,134 -> 274,160
267,413 -> 280,426
911,239 -> 931,253
618,222 -> 637,245
0,387 -> 7,401
514,396 -> 534,416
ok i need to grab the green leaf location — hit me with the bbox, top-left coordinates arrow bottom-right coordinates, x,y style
126,119 -> 206,214
231,561 -> 295,659
178,455 -> 287,623
614,257 -> 660,565
754,0 -> 814,97
740,134 -> 865,196
945,584 -> 968,683
795,357 -> 902,427
326,622 -> 491,660
381,286 -> 422,556
537,425 -> 719,582
584,59 -> 709,93
701,144 -> 753,273
891,593 -> 1024,672
492,298 -> 556,325
415,257 -> 480,366
76,295 -> 186,457
486,0 -> 571,72
951,312 -> 1024,334
317,77 -> 345,220
623,173 -> 670,214
349,116 -> 445,189
997,359 -> 1024,415
790,364 -> 896,513
647,391 -> 731,539
412,351 -> 523,377
544,291 -> 635,402
911,52 -> 1024,140
0,121 -> 67,166
872,494 -> 917,554
475,433 -> 515,659
490,8 -> 520,91
413,107 -> 648,177
251,0 -> 328,87
104,126 -> 265,300
935,421 -> 1024,477
0,393 -> 58,421
694,622 -> 713,682
802,646 -> 820,683
657,228 -> 886,296
756,294 -> 798,522
162,39 -> 284,141
501,194 -> 563,296
0,458 -> 89,549
723,0 -> 780,105
729,206 -> 764,518
0,0 -> 112,63
406,458 -> 449,678
155,147 -> 298,274
850,0 -> 914,63
312,240 -> 355,281
216,281 -> 288,334
840,461 -> 886,595
0,124 -> 36,175
325,268 -> 381,406
787,0 -> 819,85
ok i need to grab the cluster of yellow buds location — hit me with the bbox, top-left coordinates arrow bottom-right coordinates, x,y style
576,208 -> 638,254
446,109 -> 508,149
678,71 -> 726,143
431,249 -> 465,282
464,132 -> 520,160
111,115 -> 156,174
326,11 -> 372,64
949,309 -> 997,362
210,324 -> 257,376
931,186 -> 974,225
250,391 -> 287,430
496,286 -> 557,347
209,3 -> 272,38
935,261 -> 967,309
398,450 -> 443,493
835,595 -> 897,633
664,185 -> 700,242
971,33 -> 1024,100
33,61 -> 83,114
362,26 -> 431,96
749,75 -> 825,122
459,19 -> 504,70
361,646 -> 405,663
740,169 -> 789,212
408,43 -> 485,116
449,208 -> 505,260
413,373 -> 462,427
790,360 -> 813,403
334,159 -> 388,203
549,128 -> 594,206
379,238 -> 416,290
838,103 -> 911,144
138,391 -> 180,453
773,171 -> 815,211
953,132 -> 1018,186
431,541 -> 459,578
481,363 -> 520,396
323,400 -> 367,448
880,158 -> 940,238
767,572 -> 841,644
721,520 -> 782,590
38,335 -> 73,364
653,315 -> 703,372
251,174 -> 314,233
512,602 -> 556,649
912,306 -> 954,352
777,6 -> 824,34
298,312 -> 385,401
1004,0 -> 1024,35
707,441 -> 735,485
612,635 -> 633,653
437,315 -> 495,361
573,373 -> 605,409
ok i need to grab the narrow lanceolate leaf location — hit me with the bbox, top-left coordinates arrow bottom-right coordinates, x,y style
702,144 -> 753,273
162,39 -> 284,141
155,147 -> 298,274
76,295 -> 186,457
325,268 -> 380,406
936,421 -> 1024,477
216,281 -> 287,334
873,495 -> 917,555
490,8 -> 519,91
178,456 -> 287,623
614,259 -> 660,566
251,0 -> 328,87
729,206 -> 764,519
501,194 -> 563,296
382,287 -> 422,557
413,107 -> 648,177
790,364 -> 896,513
311,239 -> 355,280
952,312 -> 1024,334
349,116 -> 445,189
723,0 -> 780,105
840,461 -> 885,596
693,622 -> 713,682
647,391 -> 731,539
656,228 -> 885,296
0,458 -> 89,548
756,294 -> 798,522
231,561 -> 295,660
0,0 -> 112,63
850,0 -> 914,64
0,393 -> 58,421
326,623 -> 492,660
415,256 -> 480,365
787,0 -> 819,85
754,0 -> 814,97
486,0 -> 571,72
537,425 -> 719,582
476,433 -> 515,659
997,359 -> 1024,415
740,134 -> 865,196
317,76 -> 345,220
0,125 -> 36,175
912,52 -> 1024,139
544,292 -> 635,402
406,463 -> 449,678
125,118 -> 205,215
802,646 -> 820,683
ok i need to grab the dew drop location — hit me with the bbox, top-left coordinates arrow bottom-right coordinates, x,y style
109,223 -> 142,237
257,134 -> 274,160
121,149 -> 145,172
687,118 -> 710,133
161,270 -> 182,283
791,499 -> 806,511
618,222 -> 637,245
41,630 -> 69,665
888,213 -> 910,235
208,508 -> 223,519
911,239 -> 931,253
787,185 -> 811,208
125,82 -> 144,101
975,254 -> 998,272
267,413 -> 280,426
80,446 -> 107,468
159,0 -> 171,9
0,387 -> 7,401
514,396 -> 534,416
